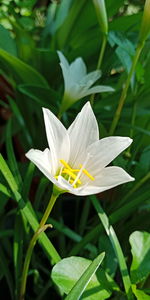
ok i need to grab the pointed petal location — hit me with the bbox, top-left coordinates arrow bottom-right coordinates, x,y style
25,148 -> 57,184
69,57 -> 87,83
43,108 -> 70,175
87,137 -> 133,173
80,85 -> 114,97
68,102 -> 99,167
57,51 -> 70,90
57,51 -> 69,69
76,166 -> 134,196
80,70 -> 101,88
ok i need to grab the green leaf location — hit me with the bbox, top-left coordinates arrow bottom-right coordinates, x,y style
6,119 -> 23,188
0,48 -> 49,86
0,247 -> 14,299
18,84 -> 59,111
0,154 -> 61,264
132,285 -> 150,300
98,234 -> 117,277
13,212 -> 24,299
129,231 -> 150,284
0,25 -> 17,56
8,96 -> 33,146
52,253 -> 113,300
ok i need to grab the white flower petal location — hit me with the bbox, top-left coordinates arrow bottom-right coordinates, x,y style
76,166 -> 135,195
69,58 -> 87,83
87,136 -> 133,173
25,148 -> 56,184
57,51 -> 72,91
57,51 -> 69,69
57,176 -> 88,196
43,108 -> 70,175
68,102 -> 99,167
80,85 -> 114,97
80,70 -> 101,87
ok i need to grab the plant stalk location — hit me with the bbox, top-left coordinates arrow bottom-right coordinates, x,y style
19,187 -> 60,300
109,41 -> 145,135
90,34 -> 107,106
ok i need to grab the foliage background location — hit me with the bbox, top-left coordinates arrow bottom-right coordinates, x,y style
0,0 -> 150,299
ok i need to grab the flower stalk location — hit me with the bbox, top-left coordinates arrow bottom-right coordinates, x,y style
90,0 -> 108,106
109,40 -> 144,135
19,187 -> 61,300
139,0 -> 150,43
90,34 -> 107,106
109,0 -> 150,135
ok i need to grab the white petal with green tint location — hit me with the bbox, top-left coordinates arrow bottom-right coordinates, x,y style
82,85 -> 114,97
69,58 -> 87,82
80,70 -> 101,87
58,51 -> 114,114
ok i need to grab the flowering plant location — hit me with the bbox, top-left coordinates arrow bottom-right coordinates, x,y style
58,51 -> 114,114
26,102 -> 134,196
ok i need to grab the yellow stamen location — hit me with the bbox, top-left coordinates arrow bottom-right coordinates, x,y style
60,159 -> 72,171
62,169 -> 81,184
79,164 -> 95,181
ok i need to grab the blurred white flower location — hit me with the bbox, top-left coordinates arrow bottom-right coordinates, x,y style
58,51 -> 114,114
26,102 -> 134,196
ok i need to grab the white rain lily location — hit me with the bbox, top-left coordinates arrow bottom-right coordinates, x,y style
57,51 -> 114,114
26,102 -> 134,196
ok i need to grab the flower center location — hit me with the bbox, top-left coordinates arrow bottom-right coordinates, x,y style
55,159 -> 94,188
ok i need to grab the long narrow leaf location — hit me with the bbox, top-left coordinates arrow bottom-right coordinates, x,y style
65,252 -> 105,300
0,154 -> 61,263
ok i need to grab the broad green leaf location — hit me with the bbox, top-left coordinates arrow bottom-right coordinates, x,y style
0,48 -> 49,87
52,254 -> 113,300
0,25 -> 17,55
129,231 -> 150,283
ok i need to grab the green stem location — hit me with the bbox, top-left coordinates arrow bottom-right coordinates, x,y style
109,41 -> 145,135
91,195 -> 133,300
19,187 -> 60,300
90,34 -> 107,106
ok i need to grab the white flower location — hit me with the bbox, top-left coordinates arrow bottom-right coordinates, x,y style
26,102 -> 134,196
58,51 -> 114,113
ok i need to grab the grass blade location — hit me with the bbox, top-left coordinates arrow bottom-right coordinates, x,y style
0,154 -> 61,263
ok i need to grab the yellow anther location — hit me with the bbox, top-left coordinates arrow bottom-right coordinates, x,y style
62,169 -> 81,184
79,164 -> 95,181
60,160 -> 72,171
